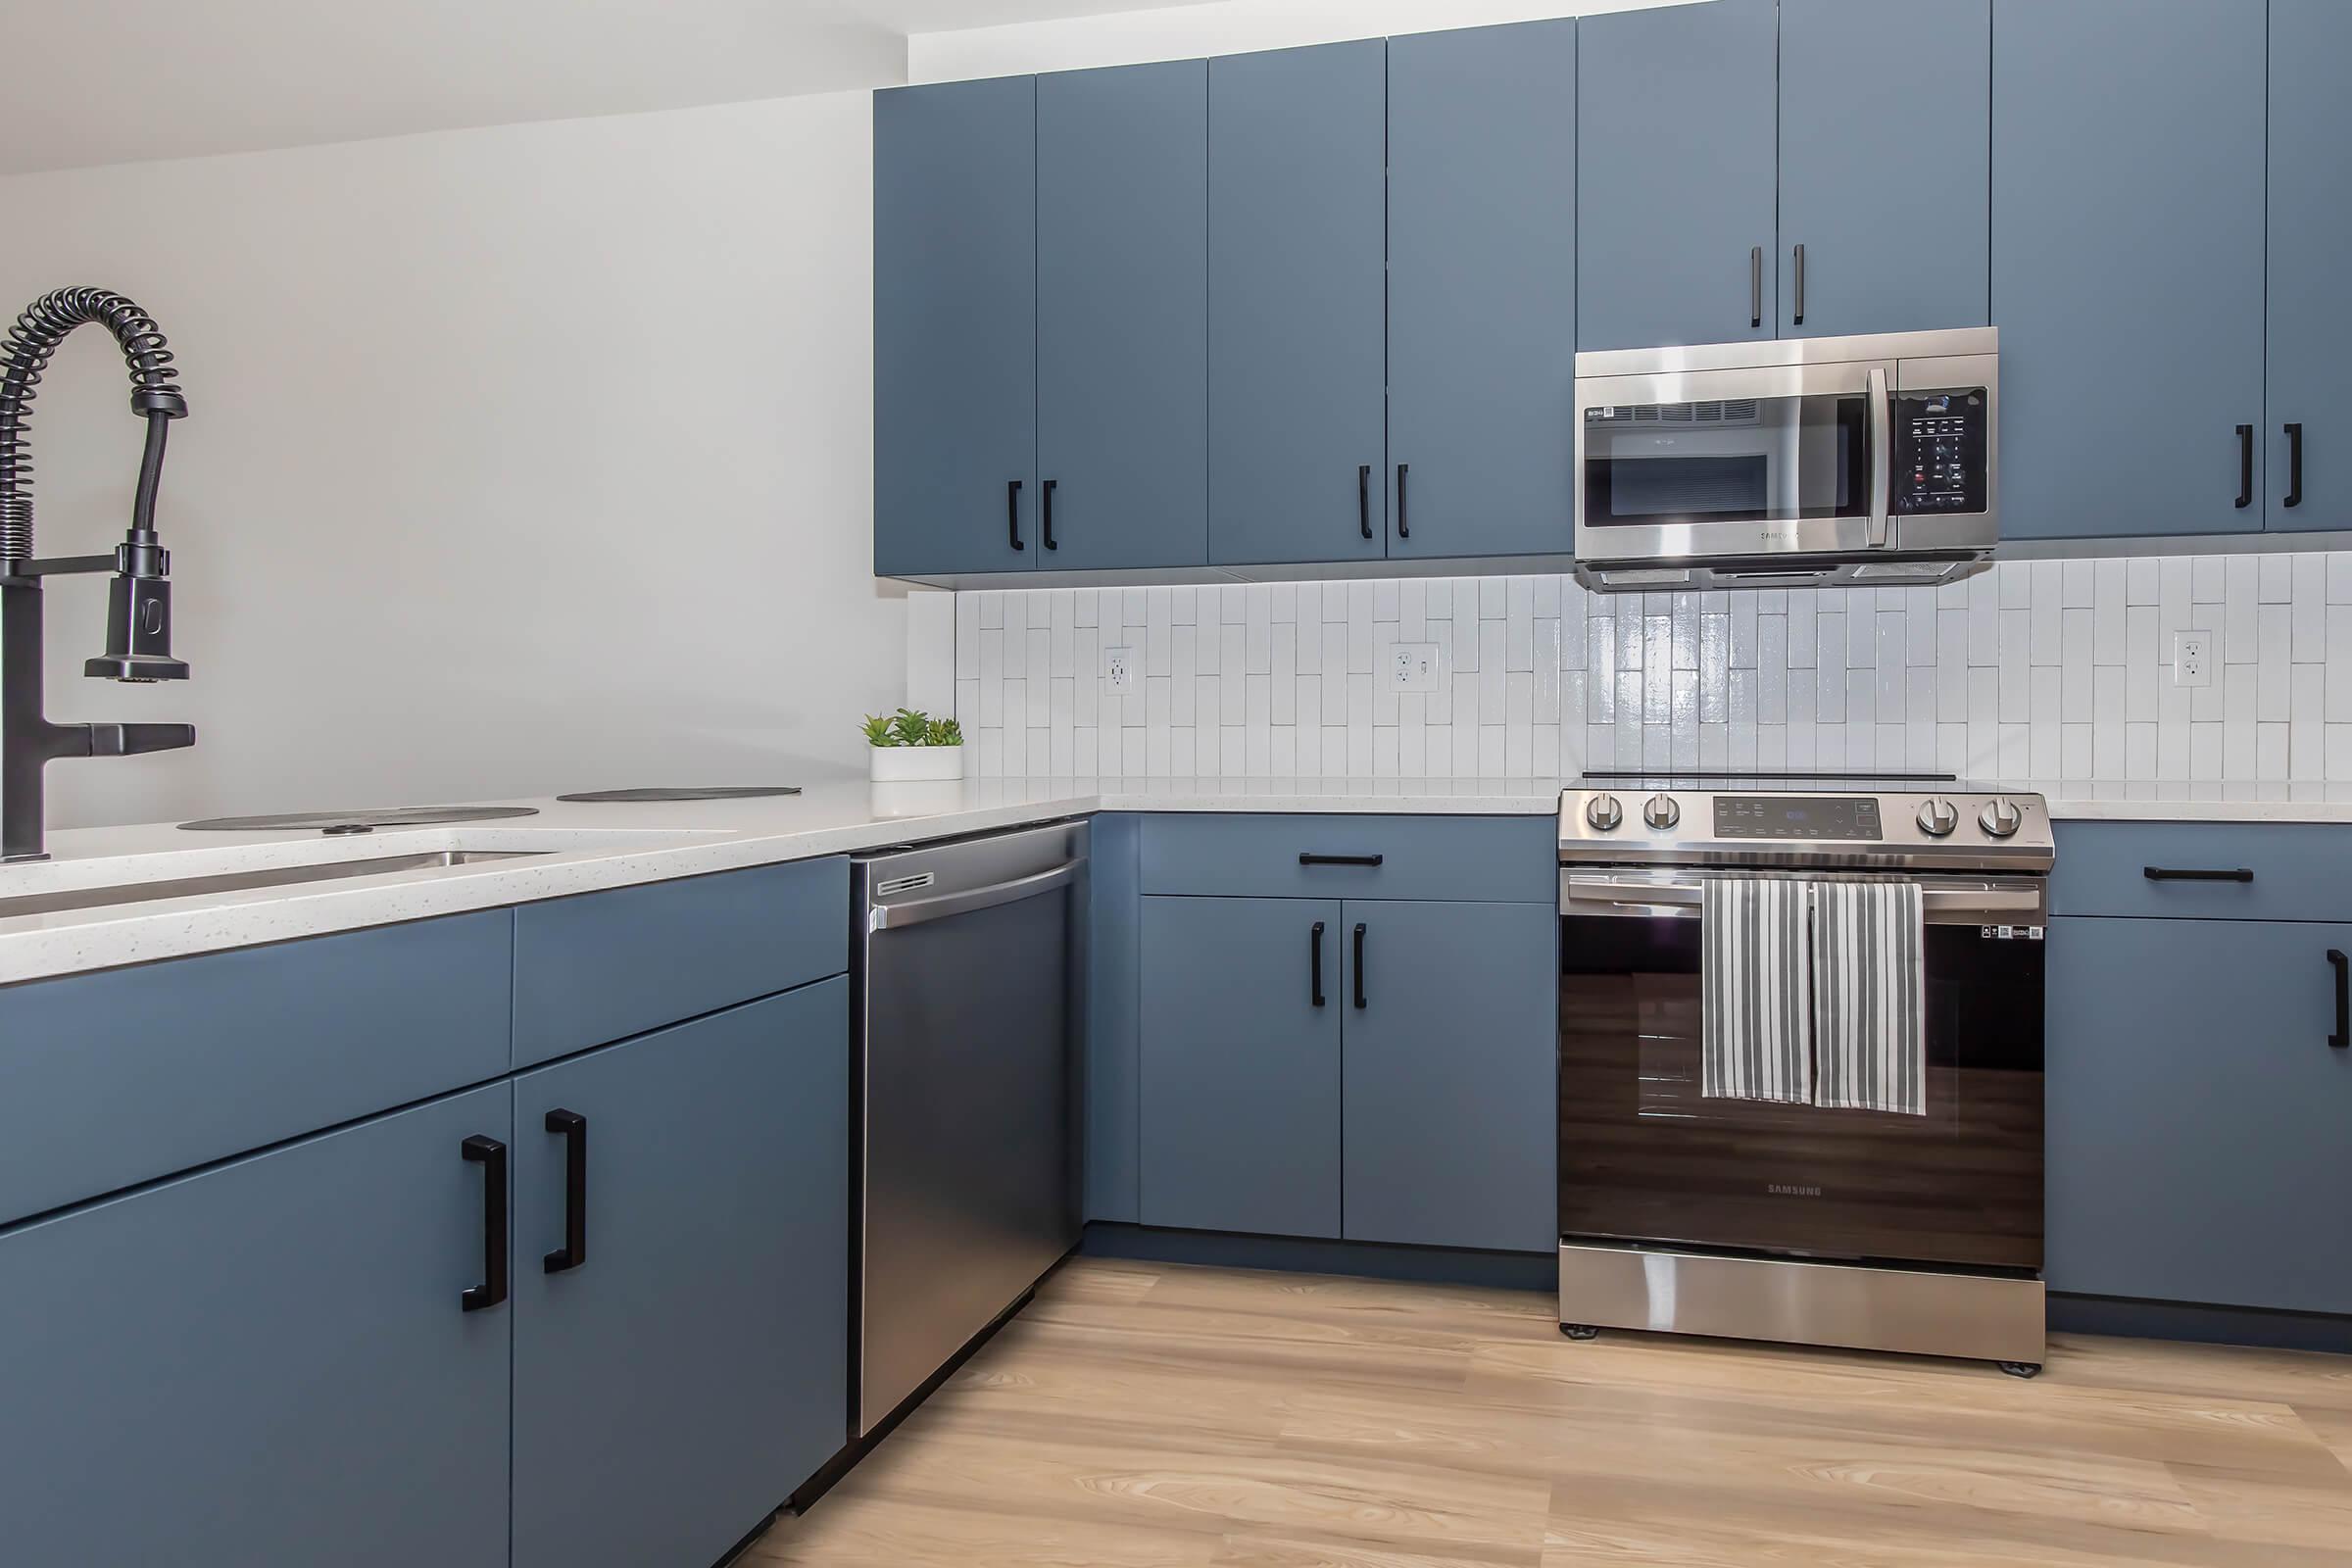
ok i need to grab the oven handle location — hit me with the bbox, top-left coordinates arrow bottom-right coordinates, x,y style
1561,873 -> 2044,921
1865,364 -> 1891,548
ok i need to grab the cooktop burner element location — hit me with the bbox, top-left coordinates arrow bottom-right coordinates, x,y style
180,806 -> 542,833
553,787 -> 804,803
1560,771 -> 2051,873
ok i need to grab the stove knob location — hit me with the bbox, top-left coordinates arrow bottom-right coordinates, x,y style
1915,798 -> 1959,838
1642,794 -> 1681,831
1979,797 -> 2024,839
1585,793 -> 1624,832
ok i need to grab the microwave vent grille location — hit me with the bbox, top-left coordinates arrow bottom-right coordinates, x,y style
1590,399 -> 1760,426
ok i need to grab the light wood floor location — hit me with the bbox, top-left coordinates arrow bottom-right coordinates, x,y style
749,1258 -> 2352,1567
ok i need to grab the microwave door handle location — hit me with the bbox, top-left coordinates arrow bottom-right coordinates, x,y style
1865,364 -> 1892,548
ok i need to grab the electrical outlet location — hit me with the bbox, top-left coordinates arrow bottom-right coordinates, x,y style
1102,645 -> 1135,693
1388,642 -> 1439,693
2172,630 -> 2214,687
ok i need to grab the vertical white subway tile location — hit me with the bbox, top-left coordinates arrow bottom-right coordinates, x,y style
1374,577 -> 1400,623
2260,553 -> 2293,603
1533,620 -> 1562,717
2093,667 -> 2125,776
1245,593 -> 1270,673
2258,604 -> 2290,721
1700,614 -> 1729,721
2329,606 -> 2352,719
1997,610 -> 2031,721
2126,556 -> 2160,606
2189,721 -> 2223,780
2257,722 -> 2289,782
2062,558 -> 2094,608
2061,722 -> 2093,780
2190,556 -> 2225,606
1788,596 -> 1817,667
2295,554 -> 2327,662
2126,721 -> 2157,780
2157,719 -> 2189,781
2329,724 -> 2352,781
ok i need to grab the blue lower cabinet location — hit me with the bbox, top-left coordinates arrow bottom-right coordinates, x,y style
2046,917 -> 2352,1314
0,1083 -> 514,1568
511,980 -> 849,1568
1342,901 -> 1557,1253
1140,896 -> 1343,1237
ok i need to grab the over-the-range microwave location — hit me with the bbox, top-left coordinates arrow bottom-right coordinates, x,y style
1571,326 -> 1996,594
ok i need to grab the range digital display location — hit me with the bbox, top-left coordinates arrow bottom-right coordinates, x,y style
1713,796 -> 1884,841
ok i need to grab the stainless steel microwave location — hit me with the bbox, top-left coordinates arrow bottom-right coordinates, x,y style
1571,327 -> 1997,593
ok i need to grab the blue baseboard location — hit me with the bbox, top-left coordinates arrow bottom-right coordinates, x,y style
1080,1222 -> 1557,1292
2049,1293 -> 2352,1355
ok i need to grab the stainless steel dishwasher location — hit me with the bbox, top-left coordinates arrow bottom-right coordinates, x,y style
850,819 -> 1087,1438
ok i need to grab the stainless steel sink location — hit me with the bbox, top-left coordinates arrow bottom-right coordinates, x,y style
0,850 -> 550,920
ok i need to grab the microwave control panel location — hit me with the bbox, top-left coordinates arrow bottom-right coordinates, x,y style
1889,388 -> 1988,515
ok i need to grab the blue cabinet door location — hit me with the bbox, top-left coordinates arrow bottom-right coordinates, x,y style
1387,21 -> 1577,561
1039,61 -> 1208,570
1139,896 -> 1343,1236
873,76 -> 1037,576
2045,918 -> 2352,1313
1577,0 -> 1777,351
1342,901 -> 1557,1253
1778,0 -> 1988,338
1992,0 -> 2266,539
1208,41 -> 1388,565
0,1084 -> 513,1568
512,981 -> 849,1568
2268,0 -> 2352,530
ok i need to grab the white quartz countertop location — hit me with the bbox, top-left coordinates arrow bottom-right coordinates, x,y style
6,773 -> 2349,985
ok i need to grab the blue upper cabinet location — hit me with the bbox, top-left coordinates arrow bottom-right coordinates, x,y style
1208,41 -> 1389,566
1038,62 -> 1209,570
1577,0 -> 1778,352
873,75 -> 1038,576
1992,0 -> 2267,539
1778,0 -> 1988,338
1387,21 -> 1577,561
2268,0 -> 2352,531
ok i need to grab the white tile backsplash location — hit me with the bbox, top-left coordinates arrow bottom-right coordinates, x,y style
933,554 -> 2352,784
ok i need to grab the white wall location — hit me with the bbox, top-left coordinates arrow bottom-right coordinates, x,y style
0,91 -> 904,829
909,0 -> 1694,80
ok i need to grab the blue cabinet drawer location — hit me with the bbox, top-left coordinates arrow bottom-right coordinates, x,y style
0,911 -> 513,1229
512,858 -> 848,1067
1138,813 -> 1556,904
2051,822 -> 2352,923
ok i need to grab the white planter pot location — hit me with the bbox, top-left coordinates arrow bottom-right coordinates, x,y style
868,743 -> 964,783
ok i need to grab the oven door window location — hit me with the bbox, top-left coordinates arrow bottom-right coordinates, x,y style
1581,390 -> 1872,528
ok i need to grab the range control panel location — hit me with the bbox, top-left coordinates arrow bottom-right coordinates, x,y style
1714,795 -> 1882,841
1889,388 -> 1988,516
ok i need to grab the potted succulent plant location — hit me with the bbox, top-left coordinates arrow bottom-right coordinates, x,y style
862,708 -> 965,782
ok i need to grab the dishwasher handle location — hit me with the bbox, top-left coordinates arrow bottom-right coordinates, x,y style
867,858 -> 1083,932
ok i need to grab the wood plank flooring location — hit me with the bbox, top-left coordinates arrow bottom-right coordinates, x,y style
749,1259 -> 2352,1567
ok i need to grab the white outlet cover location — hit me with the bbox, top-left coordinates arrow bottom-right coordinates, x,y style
2171,630 -> 2214,688
1102,645 -> 1135,692
1389,642 -> 1439,692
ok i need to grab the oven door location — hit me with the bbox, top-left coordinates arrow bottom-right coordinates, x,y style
1574,358 -> 1893,566
1557,869 -> 2043,1272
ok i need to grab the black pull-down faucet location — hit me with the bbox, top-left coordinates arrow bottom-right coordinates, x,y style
1,288 -> 197,863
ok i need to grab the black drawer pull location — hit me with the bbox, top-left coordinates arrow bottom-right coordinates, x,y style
2284,422 -> 2304,510
461,1135 -> 508,1313
1351,923 -> 1368,1010
1396,463 -> 1409,539
1006,478 -> 1025,551
543,1108 -> 588,1274
2142,866 -> 2254,883
1310,921 -> 1326,1008
2329,950 -> 2348,1051
1042,477 -> 1058,551
2235,424 -> 2255,510
1299,853 -> 1383,867
1357,464 -> 1372,540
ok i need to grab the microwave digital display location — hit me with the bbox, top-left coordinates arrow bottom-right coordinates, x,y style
1889,389 -> 1988,516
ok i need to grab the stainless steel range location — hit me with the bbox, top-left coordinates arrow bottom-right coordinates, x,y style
1554,771 -> 2053,1375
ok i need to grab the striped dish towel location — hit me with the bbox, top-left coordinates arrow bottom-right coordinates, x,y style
1810,877 -> 1927,1116
1700,876 -> 1812,1104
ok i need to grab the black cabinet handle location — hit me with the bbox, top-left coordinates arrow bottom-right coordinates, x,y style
1351,923 -> 1367,1009
543,1108 -> 587,1275
1042,477 -> 1058,550
1357,464 -> 1372,540
2142,866 -> 2254,883
1006,478 -> 1025,551
2330,950 -> 2348,1050
2284,423 -> 2304,509
1298,853 -> 1383,867
1749,246 -> 1763,329
1310,920 -> 1326,1008
461,1134 -> 508,1313
2235,424 -> 2254,509
1792,242 -> 1806,326
1396,464 -> 1409,539
2324,950 -> 2342,1048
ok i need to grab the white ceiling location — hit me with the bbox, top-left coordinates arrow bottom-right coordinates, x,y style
0,0 -> 1221,177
